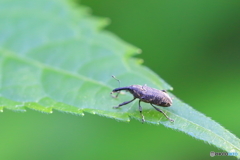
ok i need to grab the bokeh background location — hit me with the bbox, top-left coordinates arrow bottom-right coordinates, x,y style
1,0 -> 240,159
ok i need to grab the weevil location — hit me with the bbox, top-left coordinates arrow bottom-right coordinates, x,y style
110,76 -> 174,123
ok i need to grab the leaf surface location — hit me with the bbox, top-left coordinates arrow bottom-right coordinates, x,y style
0,0 -> 239,157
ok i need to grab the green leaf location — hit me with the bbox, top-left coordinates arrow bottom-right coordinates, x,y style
0,0 -> 239,158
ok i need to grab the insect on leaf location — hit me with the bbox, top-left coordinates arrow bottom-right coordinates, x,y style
0,0 -> 239,158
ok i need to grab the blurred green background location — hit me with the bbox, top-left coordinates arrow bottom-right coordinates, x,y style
1,0 -> 240,159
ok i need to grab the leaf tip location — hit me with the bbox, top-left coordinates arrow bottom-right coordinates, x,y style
104,17 -> 111,25
137,49 -> 142,54
137,58 -> 144,64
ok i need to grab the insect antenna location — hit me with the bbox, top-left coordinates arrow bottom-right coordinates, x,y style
111,75 -> 121,98
112,75 -> 121,87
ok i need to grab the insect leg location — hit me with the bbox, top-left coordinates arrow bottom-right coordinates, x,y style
110,91 -> 120,98
150,104 -> 174,122
139,100 -> 145,123
113,98 -> 136,109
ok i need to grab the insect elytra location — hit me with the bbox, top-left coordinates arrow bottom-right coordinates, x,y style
111,76 -> 174,123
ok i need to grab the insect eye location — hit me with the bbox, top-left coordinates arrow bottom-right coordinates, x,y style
161,90 -> 167,93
